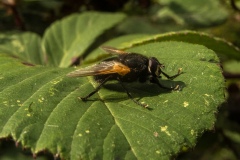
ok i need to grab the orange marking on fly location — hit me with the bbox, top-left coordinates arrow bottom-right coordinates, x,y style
112,62 -> 131,76
96,62 -> 130,76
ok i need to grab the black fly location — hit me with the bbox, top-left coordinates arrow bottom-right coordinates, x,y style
67,46 -> 182,108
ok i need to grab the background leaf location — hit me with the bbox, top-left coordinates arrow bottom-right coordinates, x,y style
0,32 -> 44,65
116,0 -> 229,35
42,11 -> 126,67
155,0 -> 228,27
0,40 -> 225,159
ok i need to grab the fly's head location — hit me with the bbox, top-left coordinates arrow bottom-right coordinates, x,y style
148,57 -> 165,77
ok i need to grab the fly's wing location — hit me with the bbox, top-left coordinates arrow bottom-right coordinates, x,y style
67,61 -> 131,77
100,46 -> 129,55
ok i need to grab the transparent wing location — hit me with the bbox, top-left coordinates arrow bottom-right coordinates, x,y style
100,46 -> 128,55
67,61 -> 130,77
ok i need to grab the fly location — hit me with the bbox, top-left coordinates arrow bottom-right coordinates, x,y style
67,46 -> 183,108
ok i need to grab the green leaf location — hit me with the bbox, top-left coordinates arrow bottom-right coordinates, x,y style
87,31 -> 240,62
42,11 -> 126,67
0,40 -> 225,159
0,32 -> 44,65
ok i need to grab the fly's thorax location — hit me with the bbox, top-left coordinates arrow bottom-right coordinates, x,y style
118,53 -> 148,69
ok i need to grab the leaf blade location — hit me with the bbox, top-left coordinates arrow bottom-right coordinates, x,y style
0,32 -> 44,65
42,12 -> 126,67
0,41 -> 225,159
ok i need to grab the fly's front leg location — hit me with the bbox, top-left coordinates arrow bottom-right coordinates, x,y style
162,68 -> 183,80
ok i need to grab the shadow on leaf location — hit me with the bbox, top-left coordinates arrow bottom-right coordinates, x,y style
90,79 -> 186,104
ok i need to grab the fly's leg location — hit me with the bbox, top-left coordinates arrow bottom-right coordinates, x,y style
162,68 -> 182,80
80,75 -> 111,101
118,80 -> 149,108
